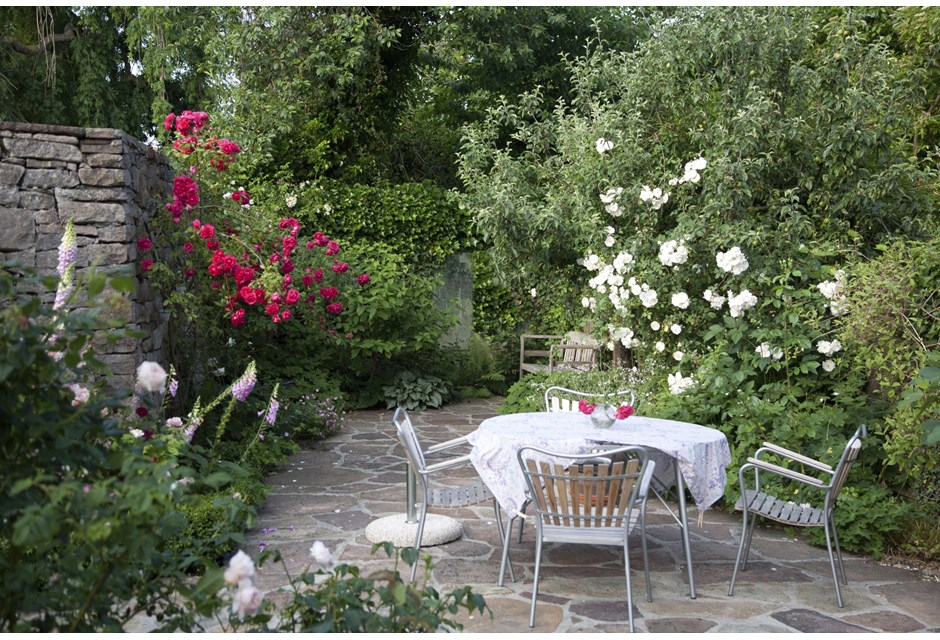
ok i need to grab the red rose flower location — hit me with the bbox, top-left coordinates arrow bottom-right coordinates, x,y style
302,275 -> 314,287
184,268 -> 196,278
285,289 -> 300,305
615,405 -> 635,420
199,224 -> 216,239
240,286 -> 257,305
326,240 -> 340,256
164,113 -> 175,131
206,239 -> 220,251
332,262 -> 349,273
141,259 -> 154,272
135,406 -> 149,418
319,286 -> 339,300
357,273 -> 371,285
280,309 -> 291,322
137,237 -> 153,251
325,302 -> 343,315
231,308 -> 247,328
265,303 -> 280,317
313,268 -> 323,283
578,400 -> 595,415
183,242 -> 194,253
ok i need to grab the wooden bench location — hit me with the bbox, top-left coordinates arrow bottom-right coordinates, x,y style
519,332 -> 600,379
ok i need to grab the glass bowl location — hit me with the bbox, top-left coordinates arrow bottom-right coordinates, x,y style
590,403 -> 617,429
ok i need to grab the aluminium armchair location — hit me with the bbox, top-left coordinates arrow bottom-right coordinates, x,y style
391,407 -> 511,582
728,424 -> 867,607
512,445 -> 655,631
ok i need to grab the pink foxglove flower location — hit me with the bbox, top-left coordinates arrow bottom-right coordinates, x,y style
54,219 -> 77,310
231,361 -> 257,402
232,585 -> 262,618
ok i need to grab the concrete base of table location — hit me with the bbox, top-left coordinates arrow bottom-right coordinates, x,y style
365,513 -> 463,548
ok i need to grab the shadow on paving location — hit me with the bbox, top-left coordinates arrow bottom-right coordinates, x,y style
242,397 -> 940,633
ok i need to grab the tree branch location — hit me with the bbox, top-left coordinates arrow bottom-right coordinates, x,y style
1,23 -> 78,56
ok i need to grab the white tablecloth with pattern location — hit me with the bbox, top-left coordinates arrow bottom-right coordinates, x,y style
467,412 -> 732,516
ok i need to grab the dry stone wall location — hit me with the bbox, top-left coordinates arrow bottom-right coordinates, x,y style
0,121 -> 173,391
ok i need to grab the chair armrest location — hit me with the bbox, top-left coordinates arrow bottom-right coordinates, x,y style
423,454 -> 472,474
744,457 -> 829,488
755,442 -> 833,473
425,435 -> 470,454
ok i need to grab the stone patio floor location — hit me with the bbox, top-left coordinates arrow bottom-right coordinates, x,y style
240,397 -> 940,633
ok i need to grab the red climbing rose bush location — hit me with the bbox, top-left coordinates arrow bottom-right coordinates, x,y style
140,110 -> 369,332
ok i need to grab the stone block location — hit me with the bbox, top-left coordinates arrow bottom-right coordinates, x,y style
26,159 -> 71,169
2,137 -> 83,163
0,162 -> 26,185
0,248 -> 36,267
86,242 -> 130,266
19,190 -> 55,209
85,153 -> 124,168
22,168 -> 79,189
93,330 -> 137,354
33,209 -> 58,225
79,167 -> 127,188
59,200 -> 128,224
98,225 -> 136,243
80,140 -> 124,155
55,186 -> 129,202
35,248 -> 58,270
34,133 -> 80,145
96,353 -> 138,377
83,128 -> 124,140
0,208 -> 36,250
0,185 -> 16,206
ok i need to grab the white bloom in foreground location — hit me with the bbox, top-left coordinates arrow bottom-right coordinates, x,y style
817,269 -> 848,316
605,235 -> 616,247
166,416 -> 184,428
703,288 -> 726,310
822,359 -> 836,372
673,351 -> 684,362
581,296 -> 597,310
670,323 -> 682,335
285,194 -> 298,208
610,326 -> 635,349
612,251 -> 634,273
678,157 -> 707,184
727,289 -> 758,318
658,239 -> 689,267
595,137 -> 614,154
755,343 -> 772,358
310,540 -> 338,570
716,246 -> 749,275
671,292 -> 690,309
530,288 -> 537,298
772,347 -> 784,360
651,321 -> 661,331
668,371 -> 695,395
639,185 -> 670,210
639,288 -> 658,308
224,550 -> 256,586
67,383 -> 90,406
232,585 -> 263,618
605,202 -> 622,216
655,341 -> 666,352
600,186 -> 623,204
129,428 -> 144,438
137,361 -> 168,394
583,253 -> 603,271
817,339 -> 842,356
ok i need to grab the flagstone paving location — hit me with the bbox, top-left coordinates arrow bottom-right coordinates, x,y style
242,397 -> 940,633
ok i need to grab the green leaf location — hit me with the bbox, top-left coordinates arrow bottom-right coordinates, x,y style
87,273 -> 106,297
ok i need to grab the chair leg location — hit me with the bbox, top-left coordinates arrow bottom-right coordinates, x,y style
529,534 -> 544,628
830,514 -> 848,585
517,500 -> 529,542
640,503 -> 652,602
728,508 -> 751,597
823,517 -> 845,608
410,502 -> 429,583
624,537 -> 636,633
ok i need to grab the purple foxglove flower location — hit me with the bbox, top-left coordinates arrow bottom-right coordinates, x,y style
231,361 -> 257,402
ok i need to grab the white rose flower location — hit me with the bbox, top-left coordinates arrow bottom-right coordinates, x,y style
285,194 -> 298,208
232,585 -> 263,618
595,137 -> 614,154
530,288 -> 537,298
673,351 -> 684,361
605,202 -> 622,216
613,251 -> 634,273
583,254 -> 602,271
772,347 -> 784,360
224,550 -> 256,586
166,416 -> 184,428
599,187 -> 623,204
639,288 -> 658,308
755,343 -> 772,358
671,292 -> 690,309
822,359 -> 836,372
136,361 -> 168,394
310,541 -> 337,569
670,323 -> 682,335
668,371 -> 695,394
727,289 -> 758,318
605,235 -> 616,247
716,246 -> 749,275
655,341 -> 666,352
129,428 -> 144,438
817,339 -> 842,356
658,239 -> 689,267
650,321 -> 661,331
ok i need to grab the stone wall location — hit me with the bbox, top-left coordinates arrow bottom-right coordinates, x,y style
0,121 -> 173,391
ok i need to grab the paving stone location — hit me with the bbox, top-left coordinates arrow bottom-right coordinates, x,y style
842,610 -> 924,632
569,598 -> 641,623
771,607 -> 869,632
646,617 -> 717,633
871,581 -> 940,627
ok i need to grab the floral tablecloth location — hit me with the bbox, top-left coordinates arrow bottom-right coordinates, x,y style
467,412 -> 732,517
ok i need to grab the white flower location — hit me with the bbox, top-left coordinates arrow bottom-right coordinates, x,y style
285,194 -> 298,208
727,289 -> 758,318
613,251 -> 634,273
530,288 -> 537,298
677,158 -> 706,185
650,321 -> 661,331
232,585 -> 263,618
310,541 -> 338,570
605,235 -> 616,247
224,550 -> 256,586
610,326 -> 635,349
595,137 -> 614,154
658,239 -> 689,267
716,247 -> 749,275
600,187 -> 623,204
129,428 -> 144,438
583,253 -> 603,271
640,185 -> 670,210
772,347 -> 784,360
581,297 -> 597,310
136,361 -> 167,394
606,226 -> 615,235
755,343 -> 772,358
605,202 -> 622,216
67,383 -> 90,406
670,323 -> 682,335
687,156 -> 707,172
673,351 -> 684,361
822,359 -> 836,372
639,288 -> 658,308
671,292 -> 690,309
817,339 -> 842,356
655,341 -> 666,352
817,270 -> 848,316
166,416 -> 184,428
668,371 -> 695,394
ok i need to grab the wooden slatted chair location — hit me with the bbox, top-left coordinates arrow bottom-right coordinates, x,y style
391,407 -> 512,583
544,386 -> 636,413
728,424 -> 867,607
513,445 -> 655,631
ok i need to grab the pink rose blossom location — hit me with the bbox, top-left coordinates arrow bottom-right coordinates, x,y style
357,273 -> 371,285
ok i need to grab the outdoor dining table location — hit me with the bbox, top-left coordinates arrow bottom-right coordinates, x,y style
466,411 -> 732,599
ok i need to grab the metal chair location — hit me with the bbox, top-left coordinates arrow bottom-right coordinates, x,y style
728,424 -> 867,607
544,385 -> 636,413
391,407 -> 511,583
512,445 -> 655,631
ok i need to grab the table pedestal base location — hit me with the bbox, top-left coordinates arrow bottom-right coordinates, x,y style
365,513 -> 462,548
